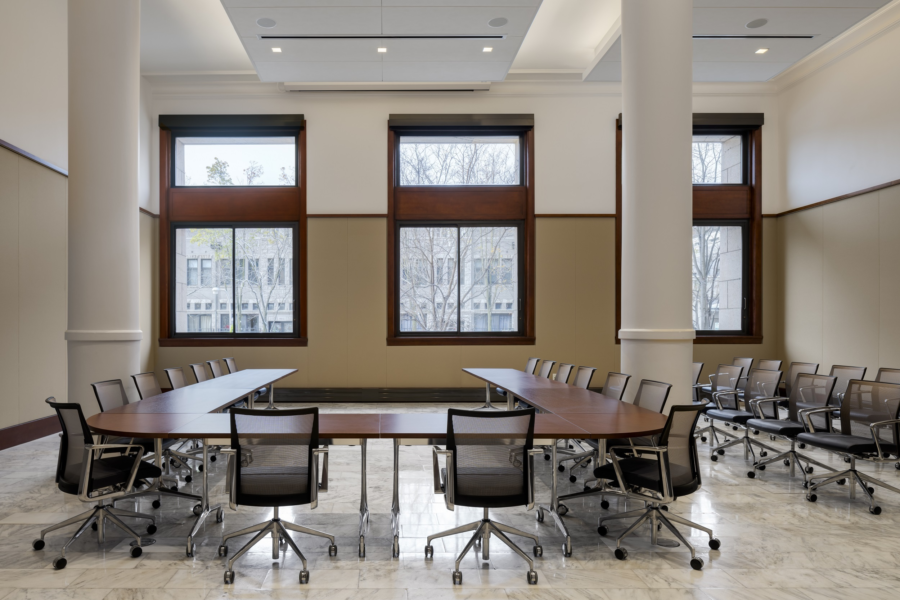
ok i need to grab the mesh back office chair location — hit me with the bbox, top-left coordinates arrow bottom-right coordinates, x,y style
165,367 -> 188,390
781,362 -> 819,403
572,366 -> 598,390
829,365 -> 867,404
190,363 -> 210,383
596,405 -> 719,570
601,372 -> 630,399
697,358 -> 751,398
537,360 -> 555,379
798,380 -> 900,514
427,408 -> 542,585
707,368 -> 783,463
132,373 -> 162,399
733,357 -> 755,392
695,364 -> 744,445
207,359 -> 227,378
603,379 -> 672,456
745,373 -> 838,482
219,407 -> 334,585
691,362 -> 704,403
32,400 -> 157,569
757,360 -> 783,371
876,368 -> 900,384
555,363 -> 574,384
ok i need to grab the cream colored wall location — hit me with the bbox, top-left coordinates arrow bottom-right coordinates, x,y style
779,184 -> 900,375
0,147 -> 68,426
139,212 -> 158,373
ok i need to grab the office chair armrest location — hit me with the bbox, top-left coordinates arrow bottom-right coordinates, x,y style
798,407 -> 834,433
868,419 -> 900,460
608,445 -> 674,503
748,396 -> 784,419
431,447 -> 455,510
78,443 -> 145,502
526,448 -> 543,510
219,448 -> 238,510
712,390 -> 737,410
310,448 -> 328,510
691,383 -> 708,389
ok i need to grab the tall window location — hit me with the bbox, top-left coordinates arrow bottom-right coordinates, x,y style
616,114 -> 763,343
388,115 -> 535,344
159,115 -> 307,345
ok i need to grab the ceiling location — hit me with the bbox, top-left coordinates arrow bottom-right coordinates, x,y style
139,0 -> 893,83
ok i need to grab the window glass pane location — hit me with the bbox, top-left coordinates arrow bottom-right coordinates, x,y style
174,136 -> 296,186
692,225 -> 743,331
175,228 -> 233,334
235,228 -> 294,334
399,227 -> 458,332
692,135 -> 742,184
460,226 -> 519,333
398,136 -> 520,186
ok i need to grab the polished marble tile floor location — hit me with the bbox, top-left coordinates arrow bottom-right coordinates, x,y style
2,402 -> 900,600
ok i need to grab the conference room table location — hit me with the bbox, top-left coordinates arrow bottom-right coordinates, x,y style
86,368 -> 668,558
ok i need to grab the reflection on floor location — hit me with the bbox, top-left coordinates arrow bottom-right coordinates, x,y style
2,402 -> 900,600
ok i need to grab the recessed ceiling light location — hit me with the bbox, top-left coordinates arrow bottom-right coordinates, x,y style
257,17 -> 277,28
746,18 -> 768,29
488,17 -> 508,28
483,47 -> 493,53
271,47 -> 282,53
755,48 -> 769,54
377,47 -> 387,53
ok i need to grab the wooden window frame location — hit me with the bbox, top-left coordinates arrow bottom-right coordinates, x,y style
158,115 -> 308,347
615,113 -> 764,345
386,115 -> 536,346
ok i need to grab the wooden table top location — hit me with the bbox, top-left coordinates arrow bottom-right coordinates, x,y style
190,369 -> 295,390
463,368 -> 623,413
115,388 -> 257,414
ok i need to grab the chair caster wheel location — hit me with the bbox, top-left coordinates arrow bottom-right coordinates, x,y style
837,479 -> 846,485
844,457 -> 851,463
807,494 -> 817,502
802,481 -> 809,489
557,504 -> 568,516
806,466 -> 814,474
193,504 -> 203,516
130,546 -> 143,558
709,538 -> 721,550
614,548 -> 627,561
569,475 -> 576,483
224,571 -> 234,584
895,462 -> 900,470
32,539 -> 45,551
91,522 -> 98,531
759,451 -> 767,457
299,571 -> 309,584
210,455 -> 217,462
392,537 -> 400,558
452,571 -> 462,585
218,545 -> 228,557
536,509 -> 544,523
758,464 -> 766,471
186,543 -> 196,557
747,471 -> 755,479
732,426 -> 739,431
562,543 -> 571,557
870,506 -> 882,515
147,524 -> 157,535
716,449 -> 725,455
568,444 -> 574,449
424,545 -> 433,558
170,485 -> 179,492
185,476 -> 192,483
52,557 -> 67,570
597,525 -> 608,536
197,464 -> 203,472
798,443 -> 806,449
533,545 -> 542,557
710,455 -> 718,462
784,459 -> 791,466
700,437 -> 707,442
600,500 -> 610,510
152,500 -> 161,509
544,455 -> 550,461
753,430 -> 760,435
557,465 -> 565,472
527,570 -> 538,585
691,557 -> 704,570
660,505 -> 668,511
329,545 -> 338,557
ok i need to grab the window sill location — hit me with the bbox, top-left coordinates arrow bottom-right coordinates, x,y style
387,336 -> 536,346
693,335 -> 763,345
159,337 -> 308,347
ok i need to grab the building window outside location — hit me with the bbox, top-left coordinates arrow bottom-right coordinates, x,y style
187,259 -> 198,286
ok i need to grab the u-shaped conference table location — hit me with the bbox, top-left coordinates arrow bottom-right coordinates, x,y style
86,368 -> 667,558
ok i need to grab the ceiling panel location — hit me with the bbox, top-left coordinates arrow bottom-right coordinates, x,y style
223,0 -> 380,6
255,61 -> 383,82
382,7 -> 539,36
225,7 -> 383,36
692,0 -> 887,8
692,7 -> 878,36
693,61 -> 794,82
385,0 -> 541,6
582,61 -> 620,82
692,36 -> 830,62
383,61 -> 511,81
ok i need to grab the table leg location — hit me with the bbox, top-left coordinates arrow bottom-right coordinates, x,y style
358,439 -> 369,557
390,438 -> 400,557
537,439 -> 572,557
473,382 -> 502,411
130,439 -> 201,507
186,439 -> 223,557
558,438 -> 609,505
265,384 -> 277,410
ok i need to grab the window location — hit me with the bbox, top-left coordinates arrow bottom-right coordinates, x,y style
614,113 -> 762,343
388,114 -> 535,344
160,115 -> 307,346
278,303 -> 285,310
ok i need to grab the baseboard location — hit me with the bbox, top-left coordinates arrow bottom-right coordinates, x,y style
273,387 -> 604,403
0,415 -> 61,451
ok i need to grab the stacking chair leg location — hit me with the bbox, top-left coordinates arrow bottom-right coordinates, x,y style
806,456 -> 900,514
747,440 -> 835,482
710,427 -> 757,462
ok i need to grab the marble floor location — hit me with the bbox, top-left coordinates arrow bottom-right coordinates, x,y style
2,401 -> 900,600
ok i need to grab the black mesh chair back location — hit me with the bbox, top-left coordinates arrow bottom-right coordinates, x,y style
224,357 -> 238,374
49,401 -> 94,494
875,368 -> 900,384
656,405 -> 704,498
131,372 -> 162,400
757,360 -> 783,371
230,407 -> 318,507
733,357 -> 754,372
633,380 -> 672,414
555,363 -> 574,384
537,360 -> 555,379
828,365 -> 867,404
791,373 -> 837,429
524,357 -> 540,375
601,371 -> 630,400
190,363 -> 210,383
165,367 -> 188,390
784,362 -> 819,397
446,408 -> 535,509
744,369 -> 783,418
710,364 -> 744,409
208,360 -> 226,378
91,379 -> 129,412
692,362 -> 704,403
839,380 -> 900,450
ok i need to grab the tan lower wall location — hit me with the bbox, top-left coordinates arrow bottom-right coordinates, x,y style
0,147 -> 68,426
780,184 -> 900,374
148,217 -> 779,389
139,212 -> 158,374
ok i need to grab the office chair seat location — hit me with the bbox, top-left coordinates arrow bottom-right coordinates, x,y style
744,418 -> 806,437
241,465 -> 309,501
594,457 -> 698,498
441,466 -> 525,499
58,455 -> 162,496
706,408 -> 754,424
795,432 -> 898,455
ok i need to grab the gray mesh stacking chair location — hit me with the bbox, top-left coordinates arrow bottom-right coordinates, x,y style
745,373 -> 838,482
697,358 -> 751,398
207,359 -> 227,378
572,366 -> 598,390
733,358 -> 755,392
165,367 -> 188,390
784,362 -> 819,397
828,365 -> 867,405
707,369 -> 783,463
691,362 -> 704,403
190,363 -> 210,383
479,357 -> 540,410
695,364 -> 744,445
757,360 -> 783,371
536,360 -> 555,379
132,372 -> 162,399
219,407 -> 334,585
555,363 -> 574,384
427,408 -> 542,585
32,400 -> 157,569
876,368 -> 900,384
595,405 -> 719,570
798,379 -> 900,514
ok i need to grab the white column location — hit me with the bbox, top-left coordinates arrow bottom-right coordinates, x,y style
67,0 -> 142,415
619,0 -> 695,409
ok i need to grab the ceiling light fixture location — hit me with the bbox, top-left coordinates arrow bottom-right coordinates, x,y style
746,18 -> 768,29
377,47 -> 387,53
271,47 -> 282,53
755,48 -> 768,54
488,17 -> 508,28
483,47 -> 493,52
